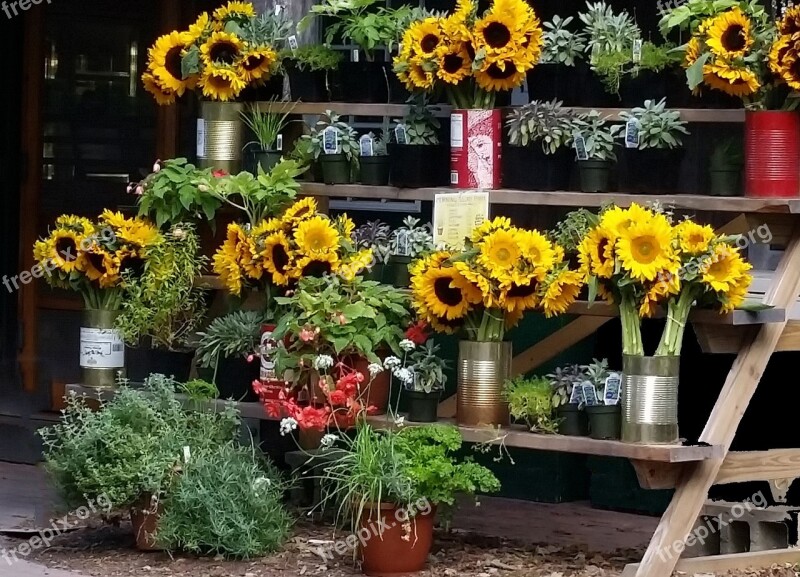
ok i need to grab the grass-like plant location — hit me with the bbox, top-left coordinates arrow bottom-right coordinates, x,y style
241,99 -> 298,152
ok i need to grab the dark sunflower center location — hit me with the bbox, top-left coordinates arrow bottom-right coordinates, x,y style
120,255 -> 145,277
434,315 -> 463,328
55,237 -> 78,261
487,62 -> 516,80
433,277 -> 463,307
507,281 -> 537,298
791,58 -> 800,80
243,54 -> 266,71
722,25 -> 746,52
302,260 -> 332,278
483,22 -> 512,49
210,41 -> 240,65
272,244 -> 290,273
208,73 -> 233,89
466,42 -> 476,60
165,46 -> 185,80
86,252 -> 108,274
421,34 -> 440,53
597,239 -> 610,262
443,53 -> 465,74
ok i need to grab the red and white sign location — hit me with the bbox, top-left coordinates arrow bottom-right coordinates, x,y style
450,109 -> 503,190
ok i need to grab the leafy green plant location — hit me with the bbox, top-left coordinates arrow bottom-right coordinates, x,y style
399,341 -> 449,394
549,208 -> 600,257
507,99 -> 581,154
399,102 -> 441,146
592,49 -> 630,95
541,15 -> 587,67
287,44 -> 343,72
573,110 -> 623,161
239,9 -> 294,51
503,376 -> 559,434
639,42 -> 683,74
306,111 -> 361,167
241,100 -> 297,152
579,1 -> 640,59
547,364 -> 585,407
363,131 -> 389,156
619,98 -> 690,150
115,224 -> 208,351
196,310 -> 269,371
658,0 -> 766,36
135,158 -> 223,228
583,358 -> 611,395
391,216 -> 434,258
355,220 -> 392,264
157,443 -> 293,558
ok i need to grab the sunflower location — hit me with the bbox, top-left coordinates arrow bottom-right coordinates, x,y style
478,229 -> 521,275
779,5 -> 800,39
578,226 -> 615,279
684,37 -> 702,68
295,216 -> 340,255
239,48 -> 277,83
116,220 -> 161,249
410,18 -> 443,56
251,218 -> 284,238
261,231 -> 293,286
600,204 -> 653,237
702,245 -> 751,293
720,273 -> 752,313
47,230 -> 83,273
201,31 -> 245,67
117,248 -> 146,278
517,229 -> 556,271
148,32 -> 196,95
213,1 -> 256,22
408,62 -> 436,91
416,266 -> 481,320
292,252 -> 340,279
770,35 -> 800,91
703,62 -> 760,97
471,217 -> 512,243
55,215 -> 94,236
213,240 -> 244,296
334,214 -> 356,241
541,269 -> 583,318
436,43 -> 473,84
84,248 -> 121,288
187,12 -> 212,44
282,197 -> 318,224
475,59 -> 527,92
639,274 -> 681,318
500,277 -> 540,313
676,220 -> 715,255
199,65 -> 246,101
474,13 -> 516,54
427,312 -> 466,335
339,249 -> 375,282
142,72 -> 177,106
616,215 -> 676,282
705,8 -> 753,59
453,261 -> 495,304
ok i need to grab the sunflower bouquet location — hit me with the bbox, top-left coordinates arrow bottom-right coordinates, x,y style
394,0 -> 543,108
578,204 -> 753,357
410,217 -> 584,342
33,211 -> 162,310
142,1 -> 282,105
213,198 -> 374,296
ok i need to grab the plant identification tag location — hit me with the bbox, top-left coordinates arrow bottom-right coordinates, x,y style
196,119 -> 206,158
359,134 -> 374,157
274,3 -> 283,15
395,229 -> 411,256
604,373 -> 622,406
276,134 -> 283,151
574,134 -> 589,161
323,126 -> 339,155
352,49 -> 360,63
632,38 -> 643,63
625,118 -> 640,149
569,383 -> 585,405
288,35 -> 298,52
581,381 -> 599,406
395,124 -> 408,145
183,446 -> 191,464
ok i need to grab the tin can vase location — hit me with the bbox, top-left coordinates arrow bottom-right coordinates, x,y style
745,110 -> 800,198
450,109 -> 502,190
197,101 -> 245,174
622,355 -> 679,444
457,341 -> 511,427
80,310 -> 124,388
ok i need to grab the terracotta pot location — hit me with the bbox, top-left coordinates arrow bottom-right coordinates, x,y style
359,503 -> 436,576
130,495 -> 163,551
350,355 -> 391,415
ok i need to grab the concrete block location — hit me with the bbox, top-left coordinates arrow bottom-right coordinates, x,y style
750,521 -> 790,552
720,520 -> 750,554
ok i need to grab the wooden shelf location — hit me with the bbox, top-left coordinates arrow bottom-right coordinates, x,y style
568,301 -> 785,325
302,184 -> 800,214
256,101 -> 745,123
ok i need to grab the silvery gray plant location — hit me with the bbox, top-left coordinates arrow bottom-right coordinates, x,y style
572,110 -> 623,161
547,364 -> 586,407
507,99 -> 582,155
540,15 -> 587,67
578,1 -> 641,60
401,104 -> 440,146
391,217 -> 435,258
618,98 -> 690,150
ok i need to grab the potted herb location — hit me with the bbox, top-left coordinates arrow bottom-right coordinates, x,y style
619,42 -> 683,107
358,131 -> 390,186
319,423 -> 500,574
618,98 -> 689,194
527,15 -> 587,105
284,44 -> 342,102
504,376 -> 560,434
708,137 -> 744,196
386,216 -> 434,288
505,99 -> 579,191
549,208 -> 600,268
391,337 -> 449,423
547,364 -> 589,436
581,358 -> 621,440
116,224 -> 208,383
354,220 -> 392,282
572,110 -> 622,192
240,100 -> 297,173
196,310 -> 269,402
308,111 -> 360,184
388,102 -> 448,188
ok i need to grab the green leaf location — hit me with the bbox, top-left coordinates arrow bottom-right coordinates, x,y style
686,52 -> 712,90
737,302 -> 774,312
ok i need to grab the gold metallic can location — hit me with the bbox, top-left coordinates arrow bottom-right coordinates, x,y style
622,355 -> 680,444
457,341 -> 511,427
197,102 -> 245,174
81,309 -> 124,389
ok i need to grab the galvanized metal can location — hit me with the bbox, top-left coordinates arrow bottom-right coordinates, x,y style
622,355 -> 679,444
457,341 -> 511,427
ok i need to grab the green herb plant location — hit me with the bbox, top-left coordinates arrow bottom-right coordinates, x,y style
391,216 -> 434,258
286,44 -> 343,72
540,15 -> 587,66
549,208 -> 600,258
304,111 -> 361,169
507,99 -> 581,154
196,310 -> 269,375
619,98 -> 690,150
547,364 -> 586,407
503,376 -> 560,434
241,100 -> 297,152
399,102 -> 441,145
401,341 -> 450,394
573,110 -> 623,161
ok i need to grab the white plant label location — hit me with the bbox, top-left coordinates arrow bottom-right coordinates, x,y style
395,229 -> 411,256
604,373 -> 622,406
322,126 -> 339,155
394,124 -> 408,145
632,39 -> 643,63
79,328 -> 124,369
569,383 -> 585,405
274,4 -> 283,15
276,134 -> 283,152
574,134 -> 589,161
581,381 -> 599,406
625,118 -> 640,149
196,119 -> 206,158
183,446 -> 191,464
352,49 -> 360,63
360,134 -> 374,157
288,35 -> 298,52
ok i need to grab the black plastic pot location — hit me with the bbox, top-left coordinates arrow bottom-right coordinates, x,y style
215,356 -> 260,402
338,61 -> 390,103
526,64 -> 581,106
388,71 -> 410,104
286,65 -> 330,102
406,391 -> 441,423
386,255 -> 412,288
575,63 -> 618,107
388,143 -> 450,188
586,405 -> 621,440
363,263 -> 386,283
620,148 -> 685,194
253,150 -> 283,173
709,168 -> 743,196
556,404 -> 589,436
359,156 -> 390,186
320,153 -> 351,184
619,70 -> 667,108
578,160 -> 613,192
126,347 -> 194,384
502,146 -> 573,191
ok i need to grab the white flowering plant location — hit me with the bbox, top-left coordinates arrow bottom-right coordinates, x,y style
387,340 -> 450,394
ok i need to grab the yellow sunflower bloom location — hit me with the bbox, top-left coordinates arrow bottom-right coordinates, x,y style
213,236 -> 244,296
705,8 -> 753,59
436,43 -> 473,84
541,269 -> 583,318
475,59 -> 527,92
199,65 -> 246,101
282,197 -> 318,224
721,273 -> 752,313
478,229 -> 521,276
148,31 -> 196,96
261,231 -> 293,286
675,220 -> 715,255
471,217 -> 512,243
415,266 -> 482,320
500,277 -> 540,313
334,215 -> 356,241
704,62 -> 760,97
684,37 -> 701,68
291,252 -> 340,279
238,48 -> 277,83
339,249 -> 375,282
44,230 -> 83,273
473,12 -> 519,57
187,12 -> 212,44
409,18 -> 443,56
142,72 -> 177,106
702,245 -> 752,293
578,227 -> 615,279
616,215 -> 676,282
600,204 -> 654,237
295,216 -> 340,255
200,31 -> 245,68
55,215 -> 94,236
84,248 -> 121,288
453,261 -> 495,304
213,1 -> 256,22
770,35 -> 800,91
408,62 -> 436,90
517,229 -> 556,270
779,5 -> 800,39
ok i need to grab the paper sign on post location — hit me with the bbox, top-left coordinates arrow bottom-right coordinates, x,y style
604,373 -> 622,406
581,381 -> 599,407
322,126 -> 339,155
433,191 -> 490,251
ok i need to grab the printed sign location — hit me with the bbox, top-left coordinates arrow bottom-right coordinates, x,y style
183,446 -> 191,464
632,38 -> 643,63
79,327 -> 124,369
574,134 -> 589,161
322,126 -> 339,155
394,229 -> 411,257
196,119 -> 206,158
625,118 -> 640,149
569,383 -> 585,405
604,373 -> 622,406
359,134 -> 374,157
433,191 -> 490,250
394,124 -> 408,145
581,381 -> 599,407
276,134 -> 283,152
288,35 -> 298,52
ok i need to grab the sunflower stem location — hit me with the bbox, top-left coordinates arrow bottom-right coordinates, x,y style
619,293 -> 644,356
656,288 -> 696,357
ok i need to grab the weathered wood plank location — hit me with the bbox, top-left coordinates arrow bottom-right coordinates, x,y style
716,449 -> 800,485
512,317 -> 611,376
624,549 -> 800,577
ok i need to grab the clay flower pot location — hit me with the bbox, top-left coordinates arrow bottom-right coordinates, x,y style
359,503 -> 436,575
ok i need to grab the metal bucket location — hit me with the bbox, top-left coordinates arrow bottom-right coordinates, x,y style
197,101 -> 245,174
80,309 -> 125,388
457,341 -> 511,427
622,355 -> 679,444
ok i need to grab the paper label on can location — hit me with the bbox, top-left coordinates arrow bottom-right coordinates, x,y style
196,119 -> 206,158
260,328 -> 279,381
450,113 -> 464,149
80,327 -> 124,369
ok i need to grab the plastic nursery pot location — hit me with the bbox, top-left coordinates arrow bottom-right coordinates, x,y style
320,153 -> 352,185
125,347 -> 194,384
708,168 -> 743,196
526,64 -> 582,106
556,404 -> 589,436
359,155 -> 390,186
502,146 -> 573,191
586,405 -> 622,441
577,160 -> 613,193
131,495 -> 164,552
215,356 -> 261,403
574,63 -> 618,107
359,503 -> 437,576
386,255 -> 412,288
405,391 -> 441,423
618,70 -> 667,108
619,148 -> 685,194
253,150 -> 283,174
346,354 -> 391,414
286,65 -> 330,102
337,61 -> 390,104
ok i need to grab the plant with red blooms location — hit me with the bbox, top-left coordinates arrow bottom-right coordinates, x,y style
405,321 -> 430,346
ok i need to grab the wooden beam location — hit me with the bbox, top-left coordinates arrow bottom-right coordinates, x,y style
630,461 -> 684,490
695,320 -> 800,354
624,549 -> 800,577
635,223 -> 800,577
511,316 -> 611,376
716,450 -> 800,485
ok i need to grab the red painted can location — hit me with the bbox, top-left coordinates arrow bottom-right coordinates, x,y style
450,109 -> 503,190
745,110 -> 800,198
257,324 -> 285,401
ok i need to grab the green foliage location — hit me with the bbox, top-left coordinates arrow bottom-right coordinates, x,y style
157,443 -> 293,558
403,341 -> 449,393
619,98 -> 690,150
196,310 -> 269,369
639,42 -> 682,73
583,358 -> 611,393
549,208 -> 600,256
541,15 -> 587,67
592,49 -> 630,95
506,99 -> 581,154
136,158 -> 223,228
658,0 -> 765,36
305,111 -> 361,166
273,275 -> 412,366
503,376 -> 559,434
287,44 -> 343,72
579,1 -> 640,59
115,224 -> 208,351
354,220 -> 392,264
240,10 -> 294,50
573,110 -> 623,161
400,102 -> 441,146
546,363 -> 585,407
241,100 -> 297,152
392,216 -> 434,259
